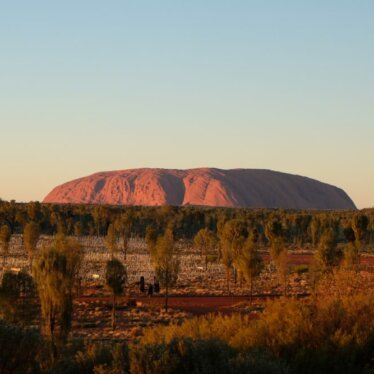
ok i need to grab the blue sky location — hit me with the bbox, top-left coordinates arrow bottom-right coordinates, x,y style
1,1 -> 373,208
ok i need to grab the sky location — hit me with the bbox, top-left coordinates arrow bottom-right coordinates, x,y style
1,1 -> 373,208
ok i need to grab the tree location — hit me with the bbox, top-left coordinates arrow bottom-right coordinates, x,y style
0,319 -> 40,374
352,214 -> 369,248
92,205 -> 109,236
236,232 -> 264,303
193,228 -> 217,270
106,224 -> 118,260
265,218 -> 284,261
343,226 -> 359,269
275,250 -> 289,296
0,269 -> 37,325
153,230 -> 179,311
219,220 -> 247,292
105,258 -> 127,330
33,236 -> 82,357
55,232 -> 84,295
315,228 -> 342,271
352,213 -> 369,265
115,212 -> 133,260
0,225 -> 11,268
26,201 -> 42,222
145,225 -> 158,257
74,221 -> 83,238
343,242 -> 359,270
23,221 -> 40,267
265,218 -> 290,293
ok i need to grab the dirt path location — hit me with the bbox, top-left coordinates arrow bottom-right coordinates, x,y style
135,294 -> 308,314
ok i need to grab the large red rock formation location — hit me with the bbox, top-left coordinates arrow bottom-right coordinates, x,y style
43,168 -> 356,209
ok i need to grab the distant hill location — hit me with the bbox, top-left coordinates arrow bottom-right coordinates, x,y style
43,168 -> 356,209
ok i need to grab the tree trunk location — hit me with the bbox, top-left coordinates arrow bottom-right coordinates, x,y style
165,286 -> 168,311
250,279 -> 253,305
49,312 -> 57,362
205,255 -> 208,271
111,293 -> 116,330
226,267 -> 230,293
123,236 -> 127,261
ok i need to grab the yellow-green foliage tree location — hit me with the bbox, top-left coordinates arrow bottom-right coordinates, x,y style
105,258 -> 127,330
33,235 -> 82,357
153,229 -> 179,311
343,227 -> 359,269
349,213 -> 369,268
0,269 -> 36,326
352,213 -> 369,248
236,231 -> 264,303
265,218 -> 289,293
145,225 -> 158,258
106,223 -> 118,260
115,211 -> 133,260
265,218 -> 284,261
194,228 -> 217,270
219,219 -> 247,292
0,225 -> 11,267
23,221 -> 40,267
315,227 -> 342,271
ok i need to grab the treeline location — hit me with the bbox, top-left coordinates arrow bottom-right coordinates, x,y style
1,200 -> 374,246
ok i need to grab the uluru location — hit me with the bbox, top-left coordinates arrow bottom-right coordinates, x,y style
43,168 -> 356,209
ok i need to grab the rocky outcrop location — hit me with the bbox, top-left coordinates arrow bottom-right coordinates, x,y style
43,168 -> 356,209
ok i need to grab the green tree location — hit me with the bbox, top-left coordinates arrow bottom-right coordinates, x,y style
33,236 -> 82,357
219,220 -> 247,292
55,232 -> 84,295
92,206 -> 108,236
115,212 -> 133,260
352,213 -> 369,266
26,201 -> 42,222
0,269 -> 37,325
105,258 -> 127,330
315,228 -> 342,271
193,228 -> 217,270
106,223 -> 118,260
343,226 -> 359,269
265,218 -> 284,261
153,230 -> 179,311
309,216 -> 320,247
145,225 -> 158,257
23,221 -> 40,267
236,232 -> 264,303
0,319 -> 40,374
265,218 -> 289,293
0,225 -> 11,267
352,214 -> 369,248
74,221 -> 83,237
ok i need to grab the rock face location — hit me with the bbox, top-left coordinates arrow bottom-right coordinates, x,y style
43,168 -> 356,209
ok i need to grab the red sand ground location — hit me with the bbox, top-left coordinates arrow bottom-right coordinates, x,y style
136,253 -> 374,314
73,253 -> 374,316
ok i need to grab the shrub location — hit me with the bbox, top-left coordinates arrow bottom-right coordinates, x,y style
0,319 -> 40,373
139,269 -> 374,373
130,338 -> 286,374
292,265 -> 309,275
